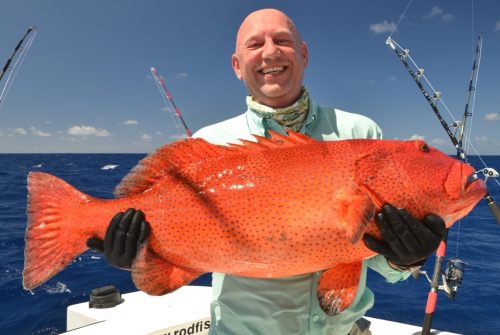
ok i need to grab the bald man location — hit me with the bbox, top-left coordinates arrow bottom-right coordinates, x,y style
89,8 -> 445,335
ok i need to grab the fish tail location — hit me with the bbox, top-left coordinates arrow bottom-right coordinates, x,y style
23,171 -> 97,290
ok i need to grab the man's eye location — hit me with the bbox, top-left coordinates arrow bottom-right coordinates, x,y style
275,39 -> 291,45
247,42 -> 262,49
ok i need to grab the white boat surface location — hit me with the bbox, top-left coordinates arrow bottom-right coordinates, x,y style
63,285 -> 460,335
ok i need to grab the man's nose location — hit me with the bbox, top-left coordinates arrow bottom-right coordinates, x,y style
262,40 -> 280,59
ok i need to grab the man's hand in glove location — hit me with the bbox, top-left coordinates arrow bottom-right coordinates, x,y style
363,204 -> 447,271
86,208 -> 150,270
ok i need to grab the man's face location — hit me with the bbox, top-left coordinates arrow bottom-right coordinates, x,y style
232,10 -> 308,108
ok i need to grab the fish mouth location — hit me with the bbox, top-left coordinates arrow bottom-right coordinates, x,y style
464,172 -> 486,195
445,162 -> 486,199
442,171 -> 486,227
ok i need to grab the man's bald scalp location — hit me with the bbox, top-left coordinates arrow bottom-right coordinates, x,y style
235,8 -> 302,52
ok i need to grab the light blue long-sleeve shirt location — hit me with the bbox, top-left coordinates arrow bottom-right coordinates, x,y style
193,97 -> 411,335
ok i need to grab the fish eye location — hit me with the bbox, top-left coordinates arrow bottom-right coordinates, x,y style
419,143 -> 430,152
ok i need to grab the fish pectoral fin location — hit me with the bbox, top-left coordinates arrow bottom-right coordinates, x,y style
131,245 -> 202,296
337,185 -> 376,244
317,262 -> 363,316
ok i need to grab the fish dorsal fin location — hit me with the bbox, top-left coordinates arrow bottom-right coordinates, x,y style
227,130 -> 314,152
114,138 -> 232,197
114,130 -> 315,197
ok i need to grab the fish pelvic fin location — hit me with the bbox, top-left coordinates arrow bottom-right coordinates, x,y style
114,130 -> 316,198
317,262 -> 363,316
132,244 -> 202,295
23,172 -> 94,290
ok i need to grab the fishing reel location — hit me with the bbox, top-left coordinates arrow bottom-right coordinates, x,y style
417,258 -> 467,300
441,258 -> 467,300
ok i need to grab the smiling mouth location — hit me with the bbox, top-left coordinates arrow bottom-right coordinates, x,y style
259,66 -> 287,75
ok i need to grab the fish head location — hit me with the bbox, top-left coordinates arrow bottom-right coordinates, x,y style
356,140 -> 487,227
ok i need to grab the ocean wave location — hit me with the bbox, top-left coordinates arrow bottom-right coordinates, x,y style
42,282 -> 71,295
101,164 -> 119,170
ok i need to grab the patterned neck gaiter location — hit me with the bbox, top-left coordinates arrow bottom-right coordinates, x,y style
247,88 -> 310,136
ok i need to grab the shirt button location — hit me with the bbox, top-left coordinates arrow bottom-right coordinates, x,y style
312,314 -> 320,322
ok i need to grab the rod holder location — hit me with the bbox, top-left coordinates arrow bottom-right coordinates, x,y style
486,195 -> 500,225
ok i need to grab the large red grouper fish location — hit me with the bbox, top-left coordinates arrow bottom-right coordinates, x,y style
23,131 -> 486,315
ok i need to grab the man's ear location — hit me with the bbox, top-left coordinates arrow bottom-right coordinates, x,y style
301,41 -> 309,68
232,54 -> 243,80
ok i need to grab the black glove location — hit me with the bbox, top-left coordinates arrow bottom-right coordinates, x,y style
363,204 -> 446,270
87,208 -> 150,270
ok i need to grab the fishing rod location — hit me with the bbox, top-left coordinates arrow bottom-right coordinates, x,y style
386,35 -> 500,335
150,67 -> 192,137
0,25 -> 38,109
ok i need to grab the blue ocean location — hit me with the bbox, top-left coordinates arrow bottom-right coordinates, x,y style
0,154 -> 499,335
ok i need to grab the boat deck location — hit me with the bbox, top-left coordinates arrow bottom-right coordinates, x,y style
64,286 -> 460,335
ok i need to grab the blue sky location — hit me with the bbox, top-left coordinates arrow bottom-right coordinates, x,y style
0,0 -> 499,154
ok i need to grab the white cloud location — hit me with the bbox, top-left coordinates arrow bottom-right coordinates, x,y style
388,76 -> 396,82
15,128 -> 27,135
422,6 -> 454,23
431,138 -> 449,146
141,134 -> 152,140
170,134 -> 188,140
30,126 -> 51,137
484,112 -> 500,121
176,72 -> 190,79
408,134 -> 425,140
495,21 -> 500,32
423,6 -> 443,20
369,21 -> 396,34
120,119 -> 138,125
156,131 -> 163,136
474,136 -> 490,143
441,13 -> 455,23
367,80 -> 375,86
67,125 -> 110,137
148,72 -> 190,81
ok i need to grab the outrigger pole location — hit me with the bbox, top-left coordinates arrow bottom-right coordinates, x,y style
150,67 -> 192,137
0,25 -> 38,109
458,35 -> 482,151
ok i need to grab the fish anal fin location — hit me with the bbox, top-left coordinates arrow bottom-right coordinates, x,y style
336,185 -> 375,244
131,245 -> 201,295
317,262 -> 363,316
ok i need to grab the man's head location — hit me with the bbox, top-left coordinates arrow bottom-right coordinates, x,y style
232,9 -> 308,108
